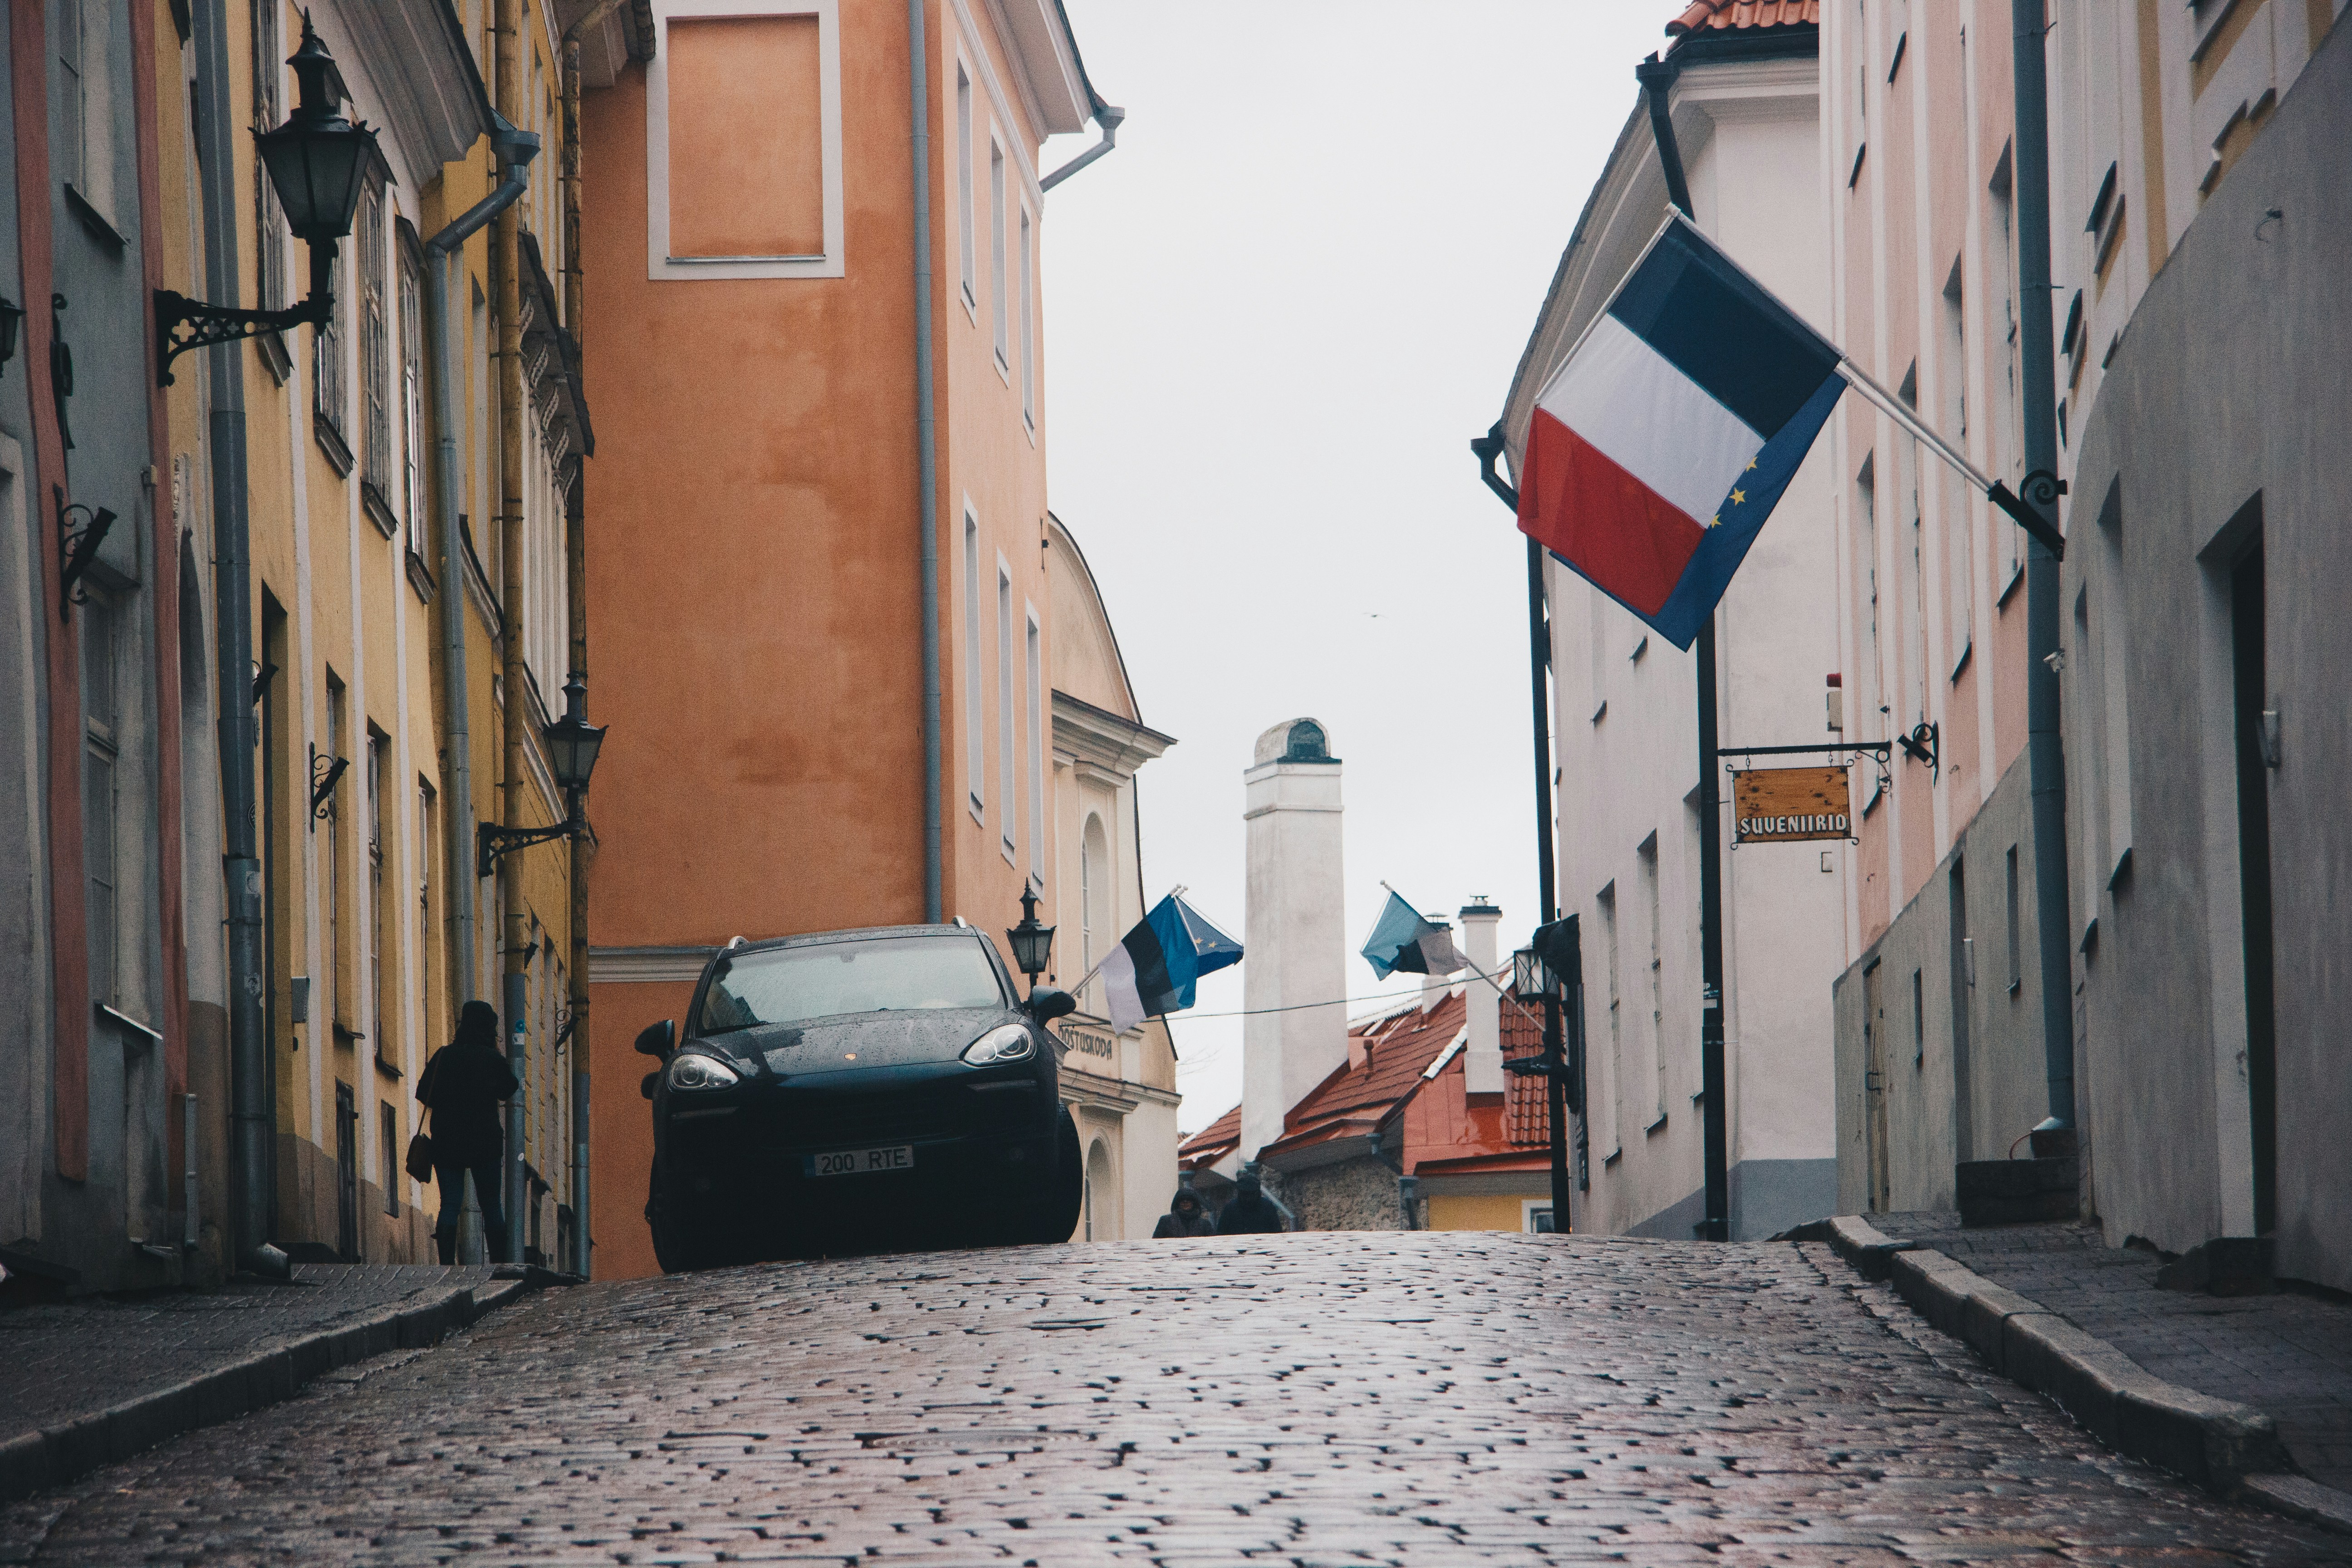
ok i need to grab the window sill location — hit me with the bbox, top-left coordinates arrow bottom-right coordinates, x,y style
255,328 -> 291,384
1644,1112 -> 1668,1137
314,417 -> 354,477
405,548 -> 436,605
1602,1147 -> 1622,1168
1997,559 -> 2025,608
993,351 -> 1010,387
1950,641 -> 1972,684
64,183 -> 127,251
1591,701 -> 1607,725
373,1051 -> 403,1082
362,480 -> 399,540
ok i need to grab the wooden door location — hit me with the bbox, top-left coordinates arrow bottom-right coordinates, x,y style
1862,961 -> 1890,1212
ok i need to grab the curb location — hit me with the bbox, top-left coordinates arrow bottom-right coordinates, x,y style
0,1272 -> 545,1504
1794,1215 -> 2352,1534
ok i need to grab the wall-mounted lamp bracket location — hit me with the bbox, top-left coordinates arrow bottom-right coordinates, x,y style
56,493 -> 118,618
309,746 -> 348,821
477,815 -> 583,881
1896,721 -> 1940,780
155,286 -> 328,388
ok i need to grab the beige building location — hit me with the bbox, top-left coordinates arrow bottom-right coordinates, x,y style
1043,514 -> 1180,1240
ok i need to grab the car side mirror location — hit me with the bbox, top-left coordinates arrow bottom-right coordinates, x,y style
635,1019 -> 676,1058
640,1070 -> 660,1100
1025,987 -> 1077,1023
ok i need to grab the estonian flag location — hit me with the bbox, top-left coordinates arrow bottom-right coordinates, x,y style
1360,891 -> 1472,982
1516,215 -> 1845,650
1100,893 -> 1243,1034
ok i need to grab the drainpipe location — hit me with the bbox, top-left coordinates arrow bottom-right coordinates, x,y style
189,0 -> 286,1280
1039,102 -> 1124,193
907,0 -> 942,921
1635,52 -> 1729,1241
426,122 -> 537,1037
495,0 -> 531,1266
2008,2 -> 2075,1134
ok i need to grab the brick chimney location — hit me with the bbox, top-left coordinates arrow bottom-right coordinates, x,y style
1459,900 -> 1503,1096
1242,718 -> 1346,1161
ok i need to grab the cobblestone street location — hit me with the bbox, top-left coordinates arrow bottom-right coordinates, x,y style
4,1234 -> 2343,1565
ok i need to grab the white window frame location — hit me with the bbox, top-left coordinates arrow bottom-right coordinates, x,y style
956,59 -> 975,314
646,0 -> 844,281
964,507 -> 983,822
1024,602 -> 1043,886
1018,202 -> 1035,433
997,556 -> 1017,865
989,136 -> 1009,377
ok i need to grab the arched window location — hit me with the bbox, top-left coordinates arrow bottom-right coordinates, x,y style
1083,1137 -> 1115,1241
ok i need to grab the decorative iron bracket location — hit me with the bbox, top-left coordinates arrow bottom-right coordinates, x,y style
1896,720 -> 1940,781
154,289 -> 326,388
1986,470 -> 2068,560
478,817 -> 582,880
56,492 -> 118,619
309,746 -> 348,821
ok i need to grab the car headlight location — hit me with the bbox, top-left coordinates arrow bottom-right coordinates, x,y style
666,1053 -> 741,1092
963,1023 -> 1035,1066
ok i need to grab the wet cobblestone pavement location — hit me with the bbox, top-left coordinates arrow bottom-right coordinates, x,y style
4,1233 -> 2344,1564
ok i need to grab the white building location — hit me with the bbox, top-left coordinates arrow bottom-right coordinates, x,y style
1043,514 -> 1182,1240
1495,2 -> 1843,1240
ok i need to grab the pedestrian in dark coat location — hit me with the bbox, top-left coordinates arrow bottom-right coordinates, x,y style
1152,1188 -> 1217,1237
1215,1171 -> 1285,1235
417,1000 -> 519,1264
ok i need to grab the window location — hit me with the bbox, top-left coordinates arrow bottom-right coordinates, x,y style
59,0 -> 116,221
1025,606 -> 1044,885
367,727 -> 389,1062
1885,0 -> 1910,80
417,779 -> 437,1043
1845,0 -> 1868,187
323,673 -> 352,1041
998,561 -> 1016,863
1988,147 -> 2023,584
964,512 -> 982,818
1856,452 -> 1882,751
1018,207 -> 1035,428
381,1101 -> 400,1216
1941,257 -> 1973,677
360,182 -> 392,519
1911,967 -> 1925,1066
2004,844 -> 2022,993
1082,814 -> 1111,1015
315,241 -> 348,457
399,243 -> 425,563
990,141 -> 1007,369
59,0 -> 86,194
82,594 -> 120,1006
956,64 -> 975,309
649,0 -> 843,279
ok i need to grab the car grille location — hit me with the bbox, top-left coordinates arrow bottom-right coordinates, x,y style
772,1086 -> 1035,1150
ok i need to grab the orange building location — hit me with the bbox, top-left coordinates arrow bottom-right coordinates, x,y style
578,1 -> 1121,1277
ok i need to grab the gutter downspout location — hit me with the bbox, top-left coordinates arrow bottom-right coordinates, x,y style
908,0 -> 942,921
1039,102 -> 1124,192
495,0 -> 532,1267
2008,0 -> 2076,1135
426,122 -> 537,1038
1635,51 -> 1729,1242
190,0 -> 286,1280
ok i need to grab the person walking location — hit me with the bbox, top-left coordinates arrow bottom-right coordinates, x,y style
1215,1171 -> 1286,1235
417,1000 -> 519,1264
1152,1187 -> 1218,1237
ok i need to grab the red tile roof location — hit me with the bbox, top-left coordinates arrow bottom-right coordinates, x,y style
1178,988 -> 1557,1179
1666,0 -> 1820,36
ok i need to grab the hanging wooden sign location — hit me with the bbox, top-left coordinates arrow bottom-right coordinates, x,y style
1733,766 -> 1852,844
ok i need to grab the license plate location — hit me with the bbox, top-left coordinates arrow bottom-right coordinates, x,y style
803,1145 -> 915,1177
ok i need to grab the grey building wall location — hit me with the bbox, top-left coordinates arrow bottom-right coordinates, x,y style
1619,1157 -> 1837,1242
1832,754 -> 2063,1215
2062,18 -> 2352,1292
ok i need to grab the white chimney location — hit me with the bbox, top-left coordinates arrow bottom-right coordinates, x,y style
1242,718 -> 1346,1161
1459,900 -> 1503,1096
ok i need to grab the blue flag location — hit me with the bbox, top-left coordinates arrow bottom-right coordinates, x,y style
1100,893 -> 1243,1033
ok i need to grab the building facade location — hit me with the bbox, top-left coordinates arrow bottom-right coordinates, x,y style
1,0 -> 627,1294
579,0 -> 1130,1275
2052,1 -> 2347,1289
1497,0 -> 1844,1242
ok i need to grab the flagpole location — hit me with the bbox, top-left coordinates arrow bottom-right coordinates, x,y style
1639,51 -> 1731,1244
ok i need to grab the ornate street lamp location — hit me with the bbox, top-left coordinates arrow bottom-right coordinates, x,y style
155,13 -> 380,386
1510,944 -> 1556,1003
1006,885 -> 1055,995
477,674 -> 608,877
0,295 -> 22,377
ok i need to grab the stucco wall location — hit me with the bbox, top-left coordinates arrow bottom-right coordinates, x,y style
1831,752 -> 2057,1215
2062,16 -> 2352,1290
1268,1156 -> 1400,1233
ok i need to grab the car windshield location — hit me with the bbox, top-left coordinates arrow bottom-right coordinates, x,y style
697,936 -> 1008,1034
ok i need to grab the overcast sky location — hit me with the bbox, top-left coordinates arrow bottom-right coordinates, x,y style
1042,2 -> 1697,1135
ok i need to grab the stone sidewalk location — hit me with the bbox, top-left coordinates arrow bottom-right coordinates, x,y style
0,1263 -> 529,1500
1880,1211 -> 2352,1494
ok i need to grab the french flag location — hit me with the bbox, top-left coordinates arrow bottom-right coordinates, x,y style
1518,218 -> 1844,650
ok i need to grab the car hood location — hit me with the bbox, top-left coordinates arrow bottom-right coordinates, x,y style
693,1006 -> 1024,1082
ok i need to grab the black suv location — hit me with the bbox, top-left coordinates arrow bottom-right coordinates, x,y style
637,924 -> 1082,1269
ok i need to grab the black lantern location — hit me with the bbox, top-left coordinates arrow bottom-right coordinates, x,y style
255,18 -> 375,247
1511,944 -> 1554,1003
154,13 -> 380,385
543,676 -> 607,794
1007,885 -> 1055,990
0,296 -> 22,377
